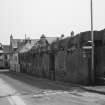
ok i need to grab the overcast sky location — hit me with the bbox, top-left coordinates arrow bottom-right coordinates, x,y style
0,0 -> 105,44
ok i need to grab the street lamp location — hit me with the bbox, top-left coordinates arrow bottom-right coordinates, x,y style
90,0 -> 95,84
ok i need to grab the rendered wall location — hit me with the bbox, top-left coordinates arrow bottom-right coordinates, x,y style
95,46 -> 105,76
55,49 -> 89,85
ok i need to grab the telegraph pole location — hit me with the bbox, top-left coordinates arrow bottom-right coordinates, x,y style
91,0 -> 95,84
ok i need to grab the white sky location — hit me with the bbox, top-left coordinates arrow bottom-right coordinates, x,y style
0,0 -> 105,44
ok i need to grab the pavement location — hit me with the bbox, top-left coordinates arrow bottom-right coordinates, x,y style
82,85 -> 105,95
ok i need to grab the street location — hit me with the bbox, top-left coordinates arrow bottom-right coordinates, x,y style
0,70 -> 105,105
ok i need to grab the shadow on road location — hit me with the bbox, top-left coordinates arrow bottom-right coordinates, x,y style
2,71 -> 105,96
0,71 -> 81,93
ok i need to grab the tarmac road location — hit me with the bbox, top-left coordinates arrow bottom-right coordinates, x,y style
0,69 -> 105,105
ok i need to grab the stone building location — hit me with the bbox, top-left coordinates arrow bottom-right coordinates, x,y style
9,34 -> 38,72
11,29 -> 105,85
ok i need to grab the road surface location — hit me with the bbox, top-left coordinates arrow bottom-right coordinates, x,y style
0,69 -> 105,105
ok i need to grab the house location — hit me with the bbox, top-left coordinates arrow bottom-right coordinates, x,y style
9,34 -> 27,72
2,45 -> 10,68
0,43 -> 10,69
9,34 -> 39,72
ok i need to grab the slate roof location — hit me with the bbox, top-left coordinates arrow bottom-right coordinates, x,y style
11,39 -> 24,49
46,37 -> 57,44
2,45 -> 10,53
15,42 -> 26,53
19,39 -> 38,53
11,38 -> 39,53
